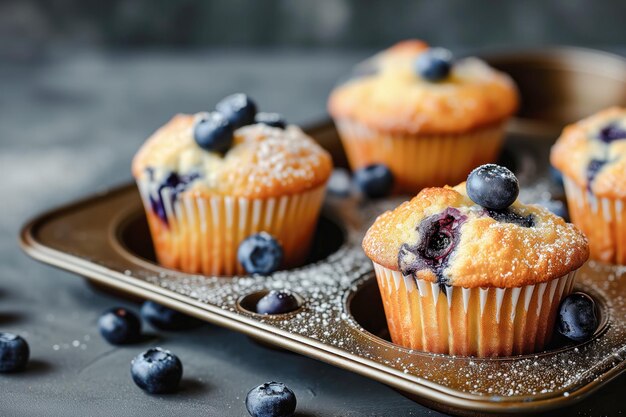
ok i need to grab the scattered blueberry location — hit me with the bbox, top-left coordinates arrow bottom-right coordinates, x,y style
466,164 -> 519,210
598,123 -> 626,143
327,168 -> 352,197
256,290 -> 300,315
255,112 -> 286,129
238,233 -> 284,275
216,93 -> 257,128
398,207 -> 467,284
141,301 -> 201,331
98,307 -> 141,345
415,48 -> 453,82
0,333 -> 29,373
131,348 -> 183,394
557,293 -> 598,342
193,111 -> 234,153
246,382 -> 297,417
354,164 -> 394,199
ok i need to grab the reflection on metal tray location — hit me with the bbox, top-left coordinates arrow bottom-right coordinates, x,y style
20,121 -> 626,416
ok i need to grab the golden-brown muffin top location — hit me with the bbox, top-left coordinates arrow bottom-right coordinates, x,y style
327,40 -> 519,135
132,114 -> 333,199
362,184 -> 589,288
551,107 -> 626,198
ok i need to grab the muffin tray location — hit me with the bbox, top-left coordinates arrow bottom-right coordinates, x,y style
19,124 -> 626,416
19,47 -> 626,415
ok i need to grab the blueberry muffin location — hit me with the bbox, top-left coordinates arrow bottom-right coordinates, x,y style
328,40 -> 518,194
551,107 -> 626,264
132,94 -> 333,276
362,165 -> 589,356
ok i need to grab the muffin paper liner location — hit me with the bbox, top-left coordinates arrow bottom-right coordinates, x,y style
373,263 -> 577,357
334,119 -> 506,194
137,178 -> 326,276
563,176 -> 626,264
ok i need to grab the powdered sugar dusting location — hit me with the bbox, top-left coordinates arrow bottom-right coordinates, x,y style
113,190 -> 626,402
220,124 -> 332,197
134,116 -> 332,198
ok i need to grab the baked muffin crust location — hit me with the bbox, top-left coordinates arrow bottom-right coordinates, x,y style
132,114 -> 332,199
328,40 -> 518,135
363,184 -> 589,288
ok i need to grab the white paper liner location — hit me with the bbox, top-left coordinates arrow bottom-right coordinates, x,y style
334,118 -> 506,193
563,175 -> 626,264
373,262 -> 577,357
137,178 -> 326,275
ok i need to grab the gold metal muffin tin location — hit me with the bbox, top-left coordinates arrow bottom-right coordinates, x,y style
19,48 -> 626,415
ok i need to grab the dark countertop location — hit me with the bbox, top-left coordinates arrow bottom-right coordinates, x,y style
1,49 -> 624,417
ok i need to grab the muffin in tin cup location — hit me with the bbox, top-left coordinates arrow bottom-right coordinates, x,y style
328,40 -> 519,194
551,107 -> 626,264
362,170 -> 589,357
132,101 -> 332,276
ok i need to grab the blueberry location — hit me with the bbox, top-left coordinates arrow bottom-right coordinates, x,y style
246,382 -> 297,417
237,233 -> 283,275
486,208 -> 535,227
255,112 -> 286,129
327,168 -> 352,197
141,301 -> 202,331
150,171 -> 202,225
598,123 -> 626,143
415,48 -> 453,82
131,348 -> 183,394
0,333 -> 29,373
193,111 -> 234,153
557,293 -> 598,342
586,159 -> 607,191
467,164 -> 519,210
354,164 -> 394,199
216,93 -> 257,128
256,290 -> 300,315
398,208 -> 467,283
98,307 -> 141,345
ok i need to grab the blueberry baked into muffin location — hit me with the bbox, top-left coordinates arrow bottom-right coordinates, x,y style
362,164 -> 589,356
551,107 -> 626,264
132,94 -> 333,276
328,40 -> 519,193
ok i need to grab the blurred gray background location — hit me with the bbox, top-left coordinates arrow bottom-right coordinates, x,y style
2,0 -> 626,62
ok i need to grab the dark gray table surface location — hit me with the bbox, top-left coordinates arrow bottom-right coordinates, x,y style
1,49 -> 624,417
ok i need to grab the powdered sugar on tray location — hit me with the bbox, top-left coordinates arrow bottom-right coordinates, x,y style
127,183 -> 626,400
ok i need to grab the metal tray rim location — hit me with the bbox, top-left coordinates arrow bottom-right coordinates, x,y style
18,183 -> 626,415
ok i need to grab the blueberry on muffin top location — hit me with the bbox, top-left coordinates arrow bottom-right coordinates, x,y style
328,40 -> 519,135
363,180 -> 589,288
132,97 -> 332,201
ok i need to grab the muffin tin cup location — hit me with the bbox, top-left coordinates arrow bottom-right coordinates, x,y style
373,263 -> 577,357
136,178 -> 327,275
334,117 -> 505,193
20,47 -> 626,416
563,176 -> 626,264
19,181 -> 626,416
